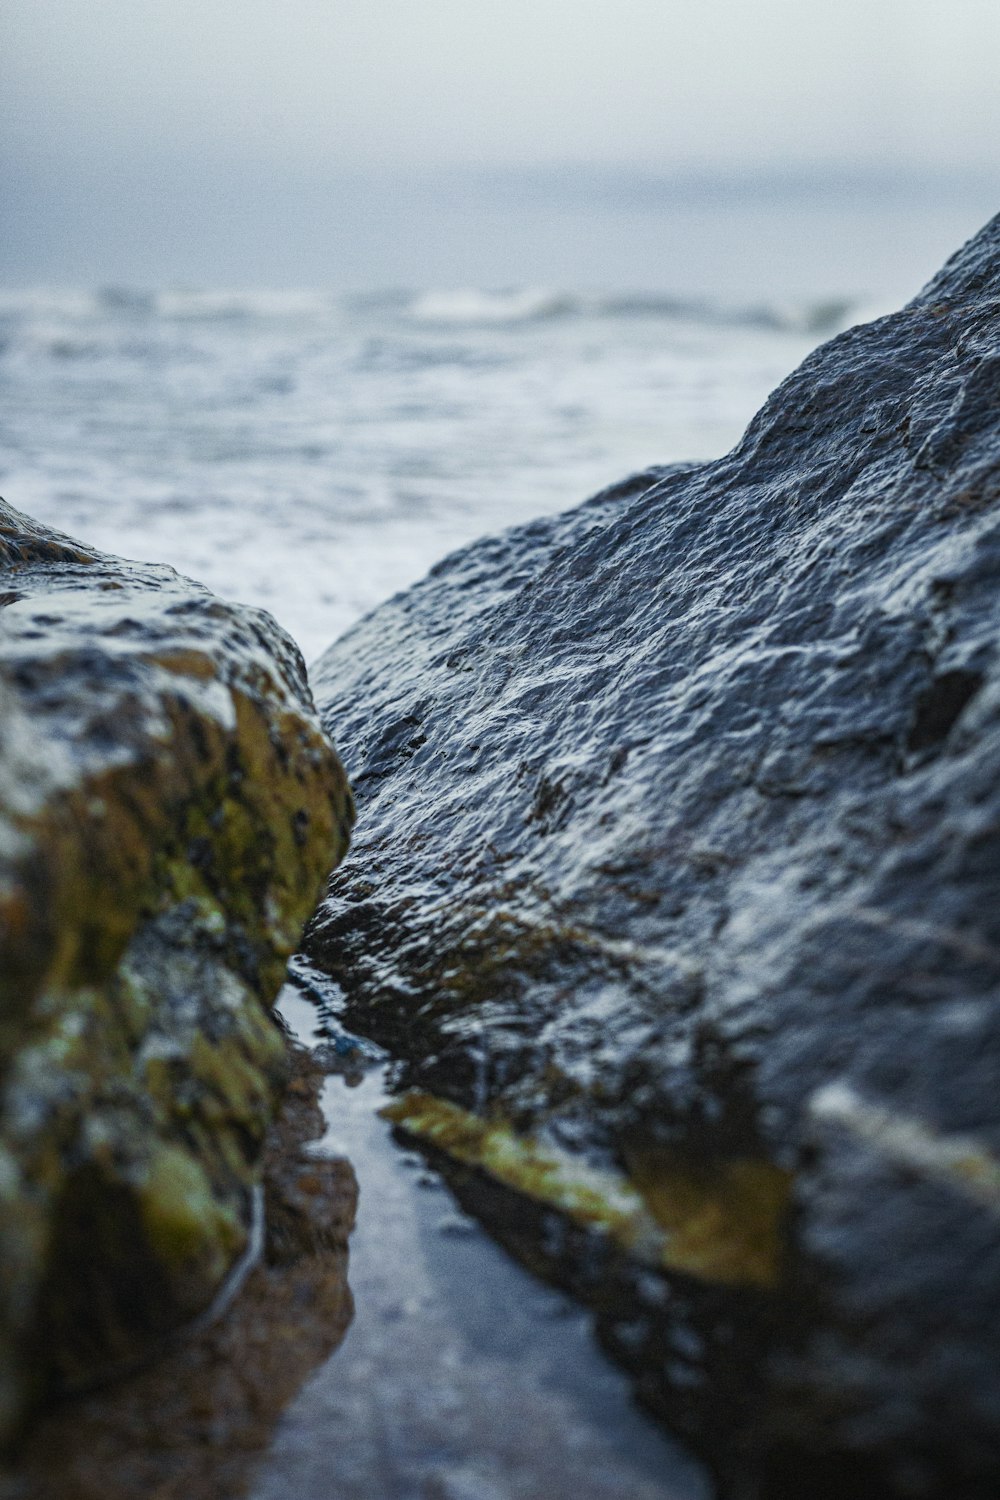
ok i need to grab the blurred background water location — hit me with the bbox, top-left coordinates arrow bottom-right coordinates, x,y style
1,181 -> 993,664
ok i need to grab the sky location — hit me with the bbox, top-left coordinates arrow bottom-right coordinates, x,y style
3,0 -> 999,288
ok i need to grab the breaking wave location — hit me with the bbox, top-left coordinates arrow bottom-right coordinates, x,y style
406,287 -> 861,334
0,285 -> 866,338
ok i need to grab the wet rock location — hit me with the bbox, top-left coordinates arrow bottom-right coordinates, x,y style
1,1042 -> 356,1500
0,501 -> 353,1442
304,216 -> 1000,1495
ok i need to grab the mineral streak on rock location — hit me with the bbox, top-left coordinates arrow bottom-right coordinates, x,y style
0,500 -> 354,1442
305,216 -> 1000,1495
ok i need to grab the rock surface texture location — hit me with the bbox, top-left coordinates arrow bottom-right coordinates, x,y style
305,216 -> 1000,1496
0,501 -> 353,1442
3,1042 -> 357,1500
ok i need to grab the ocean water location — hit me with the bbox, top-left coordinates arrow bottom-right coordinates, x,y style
0,280 -> 880,664
3,174 -> 996,662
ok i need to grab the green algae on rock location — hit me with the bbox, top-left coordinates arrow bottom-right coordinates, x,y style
0,498 -> 353,1443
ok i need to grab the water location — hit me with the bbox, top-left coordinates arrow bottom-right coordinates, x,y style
257,984 -> 713,1500
0,282 -> 865,663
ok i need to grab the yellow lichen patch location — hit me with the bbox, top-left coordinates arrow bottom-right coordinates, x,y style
622,1146 -> 791,1288
189,1024 -> 286,1137
138,1145 -> 242,1289
380,1091 -> 790,1288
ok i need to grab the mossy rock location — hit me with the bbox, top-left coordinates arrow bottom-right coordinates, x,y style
0,499 -> 353,1442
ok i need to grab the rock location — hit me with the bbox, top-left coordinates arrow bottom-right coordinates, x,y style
0,501 -> 353,1443
303,216 -> 1000,1496
2,1042 -> 357,1500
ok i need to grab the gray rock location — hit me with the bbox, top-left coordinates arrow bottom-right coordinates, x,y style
304,216 -> 1000,1495
0,500 -> 353,1442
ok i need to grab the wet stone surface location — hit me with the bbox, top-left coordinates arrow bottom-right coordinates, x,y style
0,1042 -> 356,1500
304,216 -> 1000,1495
0,501 -> 353,1440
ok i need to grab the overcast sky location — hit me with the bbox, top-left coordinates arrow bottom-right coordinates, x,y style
3,1 -> 999,285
